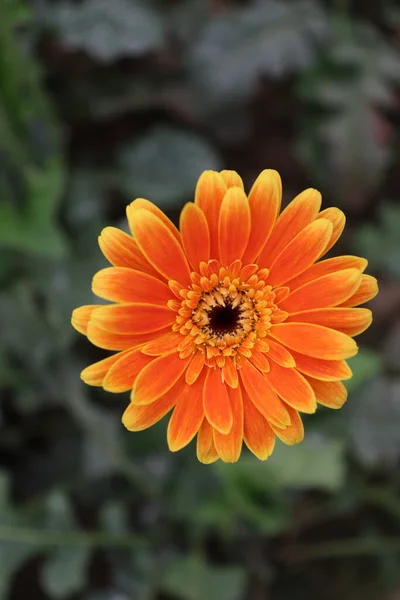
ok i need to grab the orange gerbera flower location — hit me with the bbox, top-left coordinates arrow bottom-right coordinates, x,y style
72,170 -> 378,463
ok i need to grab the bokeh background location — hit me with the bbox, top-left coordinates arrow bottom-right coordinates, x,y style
1,0 -> 400,598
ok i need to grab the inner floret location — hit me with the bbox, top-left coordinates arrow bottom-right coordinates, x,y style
171,260 -> 289,369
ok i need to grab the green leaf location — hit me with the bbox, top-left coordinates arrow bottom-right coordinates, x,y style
0,1 -> 66,256
216,438 -> 345,497
40,492 -> 90,596
190,0 -> 327,109
298,21 -> 400,204
162,555 -> 247,600
355,203 -> 400,279
44,491 -> 76,531
99,502 -> 129,535
264,434 -> 345,492
41,546 -> 90,598
266,437 -> 345,491
345,377 -> 400,468
0,282 -> 57,365
118,126 -> 221,207
3,0 -> 31,23
0,161 -> 67,256
212,458 -> 289,535
346,348 -> 383,393
51,0 -> 164,62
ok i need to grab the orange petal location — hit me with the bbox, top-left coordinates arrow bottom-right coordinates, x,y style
130,209 -> 190,285
266,339 -> 295,368
167,375 -> 205,452
80,350 -> 132,387
242,169 -> 282,263
195,171 -> 227,259
203,367 -> 233,434
258,188 -> 321,268
304,376 -> 348,409
270,405 -> 304,445
339,275 -> 379,307
249,349 -> 270,372
127,198 -> 180,242
218,186 -> 251,264
288,350 -> 352,381
71,305 -> 97,335
92,267 -> 172,304
280,268 -> 362,313
242,387 -> 275,460
270,323 -> 358,360
122,380 -> 181,431
103,347 -> 153,392
185,351 -> 205,385
197,419 -> 219,464
268,219 -> 333,287
169,279 -> 183,299
133,352 -> 190,405
141,332 -> 183,356
316,207 -> 346,256
180,203 -> 210,270
239,359 -> 290,427
91,303 -> 175,334
219,170 -> 244,189
267,361 -> 317,413
87,321 -> 162,351
222,357 -> 239,388
286,255 -> 368,291
213,386 -> 244,463
98,227 -> 159,276
286,307 -> 373,337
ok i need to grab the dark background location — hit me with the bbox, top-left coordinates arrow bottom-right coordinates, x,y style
1,0 -> 400,598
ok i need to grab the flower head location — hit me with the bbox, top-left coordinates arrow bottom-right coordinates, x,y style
72,170 -> 378,463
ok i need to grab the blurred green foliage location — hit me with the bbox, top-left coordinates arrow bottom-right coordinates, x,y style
0,0 -> 400,599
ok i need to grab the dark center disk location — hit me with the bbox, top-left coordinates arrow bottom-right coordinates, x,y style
209,303 -> 240,335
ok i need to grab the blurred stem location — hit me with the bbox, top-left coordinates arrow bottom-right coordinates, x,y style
0,525 -> 146,548
2,527 -> 400,558
282,537 -> 400,562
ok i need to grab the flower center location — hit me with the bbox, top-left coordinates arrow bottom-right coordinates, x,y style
208,303 -> 241,336
170,259 -> 289,369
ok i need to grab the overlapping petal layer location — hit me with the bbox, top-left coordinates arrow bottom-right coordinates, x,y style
72,169 -> 377,463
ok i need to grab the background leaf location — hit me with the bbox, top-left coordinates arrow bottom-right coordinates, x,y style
162,555 -> 247,600
49,0 -> 164,62
355,203 -> 400,278
266,437 -> 346,491
298,20 -> 400,206
41,547 -> 91,598
190,0 -> 328,110
0,0 -> 66,256
118,126 -> 221,207
346,378 -> 400,468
